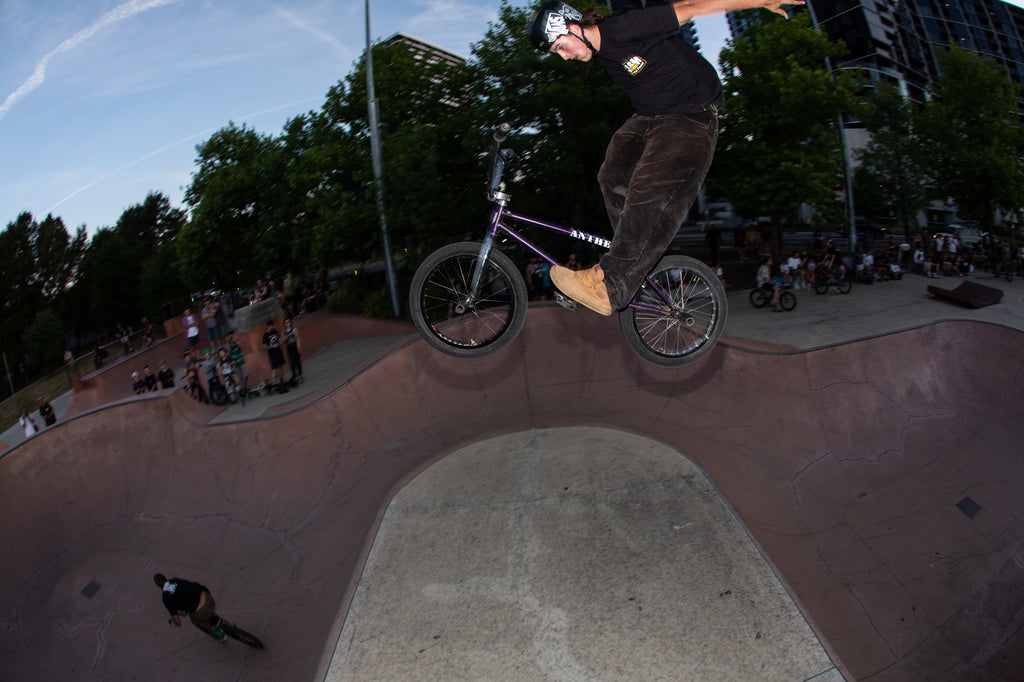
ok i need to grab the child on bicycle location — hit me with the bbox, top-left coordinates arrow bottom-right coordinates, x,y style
225,333 -> 247,384
217,347 -> 239,397
528,0 -> 801,315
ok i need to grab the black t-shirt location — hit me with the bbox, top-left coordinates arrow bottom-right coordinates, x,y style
160,578 -> 208,615
158,368 -> 175,388
596,4 -> 722,115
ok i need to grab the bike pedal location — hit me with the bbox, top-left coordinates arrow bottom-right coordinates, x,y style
554,291 -> 577,311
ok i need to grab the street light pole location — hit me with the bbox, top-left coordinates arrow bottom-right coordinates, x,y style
805,1 -> 857,254
365,0 -> 401,317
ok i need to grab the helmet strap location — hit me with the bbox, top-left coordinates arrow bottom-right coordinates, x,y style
570,24 -> 597,55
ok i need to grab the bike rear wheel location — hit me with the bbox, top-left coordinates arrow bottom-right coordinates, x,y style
220,620 -> 263,649
209,382 -> 228,406
749,287 -> 768,308
779,289 -> 797,311
619,255 -> 727,367
409,242 -> 528,359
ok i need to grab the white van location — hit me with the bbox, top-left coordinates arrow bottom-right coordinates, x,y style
950,225 -> 984,245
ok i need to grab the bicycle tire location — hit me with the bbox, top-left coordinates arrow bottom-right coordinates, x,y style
619,255 -> 727,368
749,288 -> 768,308
209,383 -> 228,406
837,278 -> 853,294
221,620 -> 264,649
409,242 -> 528,359
814,280 -> 829,295
779,290 -> 797,311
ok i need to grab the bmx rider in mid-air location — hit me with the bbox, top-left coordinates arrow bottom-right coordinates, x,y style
527,0 -> 803,316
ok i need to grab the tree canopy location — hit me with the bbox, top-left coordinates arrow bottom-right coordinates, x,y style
712,12 -> 860,237
4,2 -> 1024,389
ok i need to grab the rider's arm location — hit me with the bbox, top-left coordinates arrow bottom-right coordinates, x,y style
672,0 -> 802,23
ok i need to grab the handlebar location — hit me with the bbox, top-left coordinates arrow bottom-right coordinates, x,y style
489,123 -> 514,196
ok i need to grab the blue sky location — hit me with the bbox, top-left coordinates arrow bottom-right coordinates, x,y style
0,0 -> 523,234
1,0 -> 916,235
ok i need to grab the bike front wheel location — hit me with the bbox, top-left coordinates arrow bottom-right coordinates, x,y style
779,290 -> 797,311
409,242 -> 528,359
619,255 -> 727,367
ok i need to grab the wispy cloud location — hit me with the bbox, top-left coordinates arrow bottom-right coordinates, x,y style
0,0 -> 180,121
45,96 -> 320,218
277,7 -> 351,57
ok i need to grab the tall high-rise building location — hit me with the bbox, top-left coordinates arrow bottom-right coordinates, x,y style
382,33 -> 466,68
728,0 -> 1024,104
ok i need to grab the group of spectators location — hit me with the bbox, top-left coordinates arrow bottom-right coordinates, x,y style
17,398 -> 57,438
754,240 -> 849,310
180,332 -> 249,404
913,234 -> 1024,279
176,315 -> 304,405
88,317 -> 156,371
251,271 -> 327,318
132,362 -> 177,395
750,230 -> 1024,308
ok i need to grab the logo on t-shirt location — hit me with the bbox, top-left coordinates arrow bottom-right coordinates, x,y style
621,55 -> 647,76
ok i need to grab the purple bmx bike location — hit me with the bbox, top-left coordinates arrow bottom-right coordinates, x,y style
408,124 -> 728,368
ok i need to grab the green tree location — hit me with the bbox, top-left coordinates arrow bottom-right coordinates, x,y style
918,46 -> 1024,231
852,83 -> 929,237
179,123 -> 286,290
0,214 -> 39,364
70,192 -> 185,332
32,214 -> 87,303
22,309 -> 66,372
0,212 -> 87,365
713,13 -> 860,252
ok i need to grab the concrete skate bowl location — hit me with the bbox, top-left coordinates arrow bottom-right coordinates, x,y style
1,308 -> 1022,681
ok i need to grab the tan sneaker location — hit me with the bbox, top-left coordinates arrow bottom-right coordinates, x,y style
550,264 -> 612,316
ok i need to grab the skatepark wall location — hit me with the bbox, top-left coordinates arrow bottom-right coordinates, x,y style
1,308 -> 1022,680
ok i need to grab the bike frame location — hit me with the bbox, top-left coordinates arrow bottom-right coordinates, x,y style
467,146 -> 678,316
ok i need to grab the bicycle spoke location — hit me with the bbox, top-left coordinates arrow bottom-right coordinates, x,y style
625,259 -> 724,362
410,244 -> 526,356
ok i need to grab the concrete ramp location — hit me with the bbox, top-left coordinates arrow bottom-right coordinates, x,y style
1,308 -> 1022,681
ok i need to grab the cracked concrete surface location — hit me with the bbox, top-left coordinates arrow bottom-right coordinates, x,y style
2,274 -> 1024,681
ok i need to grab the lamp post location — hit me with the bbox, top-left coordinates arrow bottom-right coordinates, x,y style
804,0 -> 858,254
365,0 -> 401,317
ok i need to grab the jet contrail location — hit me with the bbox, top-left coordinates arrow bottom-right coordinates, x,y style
44,97 -> 321,219
0,0 -> 181,121
277,8 -> 352,57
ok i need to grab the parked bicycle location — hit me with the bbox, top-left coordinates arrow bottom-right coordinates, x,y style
409,124 -> 727,368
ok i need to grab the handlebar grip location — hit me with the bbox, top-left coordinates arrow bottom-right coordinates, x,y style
492,123 -> 511,143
